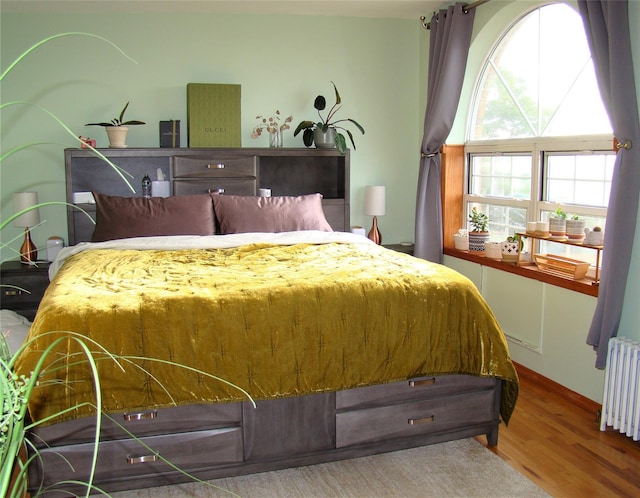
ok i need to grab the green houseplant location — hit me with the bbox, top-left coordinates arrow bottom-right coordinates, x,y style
85,101 -> 145,148
294,82 -> 365,155
468,207 -> 490,253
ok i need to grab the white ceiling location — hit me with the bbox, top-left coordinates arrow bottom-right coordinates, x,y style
1,0 -> 449,20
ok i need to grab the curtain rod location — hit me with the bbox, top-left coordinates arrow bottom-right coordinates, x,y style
420,0 -> 491,29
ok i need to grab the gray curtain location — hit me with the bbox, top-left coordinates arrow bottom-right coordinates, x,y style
414,3 -> 475,263
578,0 -> 640,368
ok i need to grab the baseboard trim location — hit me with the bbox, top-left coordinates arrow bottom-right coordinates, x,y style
513,362 -> 600,414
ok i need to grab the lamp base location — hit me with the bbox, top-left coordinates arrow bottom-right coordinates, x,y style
368,216 -> 382,245
20,228 -> 38,265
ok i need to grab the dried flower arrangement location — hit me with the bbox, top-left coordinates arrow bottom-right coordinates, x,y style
251,110 -> 293,139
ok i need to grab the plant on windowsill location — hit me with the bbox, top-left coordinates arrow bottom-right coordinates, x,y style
565,214 -> 586,241
468,207 -> 490,253
548,207 -> 567,238
85,101 -> 145,148
293,81 -> 365,155
501,234 -> 523,263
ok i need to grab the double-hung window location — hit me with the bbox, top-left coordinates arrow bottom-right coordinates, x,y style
464,3 -> 613,267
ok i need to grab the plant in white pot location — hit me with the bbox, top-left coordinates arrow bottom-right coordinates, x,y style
548,207 -> 567,238
501,234 -> 523,263
565,214 -> 586,241
468,207 -> 490,252
294,81 -> 365,155
85,101 -> 145,148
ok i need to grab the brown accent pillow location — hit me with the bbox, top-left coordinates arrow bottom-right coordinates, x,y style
212,193 -> 333,234
91,192 -> 216,242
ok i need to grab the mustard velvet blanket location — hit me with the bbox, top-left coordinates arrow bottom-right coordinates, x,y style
15,232 -> 518,425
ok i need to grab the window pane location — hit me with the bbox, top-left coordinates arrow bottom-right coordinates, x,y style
469,154 -> 531,199
470,4 -> 611,140
468,202 -> 527,241
544,152 -> 614,208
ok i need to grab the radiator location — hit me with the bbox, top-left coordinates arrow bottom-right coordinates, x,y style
600,337 -> 640,441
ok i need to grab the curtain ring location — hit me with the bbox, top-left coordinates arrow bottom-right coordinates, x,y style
616,139 -> 632,150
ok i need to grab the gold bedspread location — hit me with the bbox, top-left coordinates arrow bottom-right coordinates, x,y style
16,240 -> 518,425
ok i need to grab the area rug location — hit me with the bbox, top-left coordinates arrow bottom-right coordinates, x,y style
111,438 -> 549,497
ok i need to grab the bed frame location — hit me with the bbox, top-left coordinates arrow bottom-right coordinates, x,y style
26,148 -> 504,496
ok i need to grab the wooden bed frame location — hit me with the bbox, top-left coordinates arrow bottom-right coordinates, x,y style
26,148 -> 505,496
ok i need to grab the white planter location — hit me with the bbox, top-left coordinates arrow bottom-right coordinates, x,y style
548,217 -> 566,237
485,242 -> 502,259
566,219 -> 586,241
501,241 -> 520,263
468,231 -> 490,252
453,235 -> 469,251
105,126 -> 129,148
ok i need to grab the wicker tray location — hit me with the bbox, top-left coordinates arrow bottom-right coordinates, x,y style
534,254 -> 590,280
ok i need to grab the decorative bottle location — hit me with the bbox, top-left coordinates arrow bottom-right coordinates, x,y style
142,174 -> 152,198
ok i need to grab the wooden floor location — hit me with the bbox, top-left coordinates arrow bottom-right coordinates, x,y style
475,363 -> 640,497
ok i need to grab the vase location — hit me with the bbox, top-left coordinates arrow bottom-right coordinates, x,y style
566,218 -> 586,241
269,129 -> 283,148
468,231 -> 490,252
106,126 -> 129,148
501,241 -> 520,263
313,127 -> 337,149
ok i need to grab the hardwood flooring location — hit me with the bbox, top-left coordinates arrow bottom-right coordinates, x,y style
475,363 -> 640,497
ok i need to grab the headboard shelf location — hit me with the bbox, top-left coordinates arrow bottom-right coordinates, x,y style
65,147 -> 350,244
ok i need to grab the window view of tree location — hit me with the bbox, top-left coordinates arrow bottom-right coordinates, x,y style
470,3 -> 611,140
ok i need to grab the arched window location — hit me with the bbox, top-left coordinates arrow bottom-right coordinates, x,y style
464,3 -> 613,267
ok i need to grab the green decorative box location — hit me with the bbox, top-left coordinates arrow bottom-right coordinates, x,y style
187,83 -> 241,147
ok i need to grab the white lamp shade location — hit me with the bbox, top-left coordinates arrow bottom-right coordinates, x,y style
364,186 -> 385,216
13,192 -> 41,228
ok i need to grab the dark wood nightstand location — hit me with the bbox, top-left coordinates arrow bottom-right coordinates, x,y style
383,243 -> 415,256
1,261 -> 51,321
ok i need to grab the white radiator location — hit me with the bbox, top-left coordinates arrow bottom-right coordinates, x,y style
600,337 -> 640,441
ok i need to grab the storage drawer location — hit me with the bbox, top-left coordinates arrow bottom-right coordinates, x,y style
32,427 -> 243,488
336,389 -> 495,448
172,155 -> 257,178
336,375 -> 497,411
173,178 -> 256,196
31,402 -> 242,447
0,267 -> 50,311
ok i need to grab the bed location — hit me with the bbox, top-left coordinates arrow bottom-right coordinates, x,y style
15,170 -> 518,496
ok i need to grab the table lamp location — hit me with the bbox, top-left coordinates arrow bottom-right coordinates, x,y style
13,192 -> 41,264
364,185 -> 385,245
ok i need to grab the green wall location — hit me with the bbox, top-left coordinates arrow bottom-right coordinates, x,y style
1,12 -> 423,259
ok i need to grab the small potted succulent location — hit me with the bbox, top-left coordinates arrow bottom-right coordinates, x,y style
85,101 -> 145,148
548,207 -> 567,238
294,81 -> 365,155
501,234 -> 523,263
468,207 -> 490,252
565,214 -> 586,241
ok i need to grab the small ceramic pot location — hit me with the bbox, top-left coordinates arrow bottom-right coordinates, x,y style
468,231 -> 490,252
501,241 -> 520,263
454,234 -> 469,251
548,217 -> 566,237
485,242 -> 502,259
566,219 -> 586,241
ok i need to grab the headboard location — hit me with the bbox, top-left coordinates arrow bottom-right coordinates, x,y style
65,147 -> 350,245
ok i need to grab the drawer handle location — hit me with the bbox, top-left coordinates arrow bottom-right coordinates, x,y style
207,163 -> 225,169
408,377 -> 436,387
408,415 -> 435,425
127,454 -> 158,464
3,289 -> 24,296
123,410 -> 157,422
208,188 -> 225,194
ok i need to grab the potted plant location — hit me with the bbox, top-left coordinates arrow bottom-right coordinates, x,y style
501,234 -> 523,263
565,214 -> 586,241
548,207 -> 567,238
468,207 -> 490,252
293,81 -> 365,155
85,101 -> 145,148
